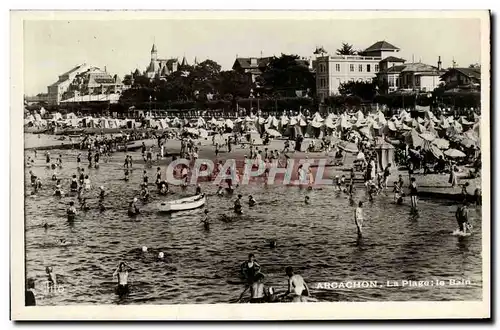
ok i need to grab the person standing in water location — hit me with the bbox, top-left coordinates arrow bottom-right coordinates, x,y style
46,266 -> 57,292
234,194 -> 243,214
67,201 -> 77,221
241,253 -> 261,284
455,200 -> 471,234
354,201 -> 364,238
283,266 -> 310,302
113,262 -> 133,298
409,177 -> 418,212
94,152 -> 100,169
200,209 -> 210,231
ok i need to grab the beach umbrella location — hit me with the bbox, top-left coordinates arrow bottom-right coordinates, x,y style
338,140 -> 359,153
432,138 -> 450,150
225,119 -> 234,129
444,148 -> 466,158
419,132 -> 436,142
266,128 -> 282,137
234,117 -> 243,124
428,143 -> 444,159
209,117 -> 218,125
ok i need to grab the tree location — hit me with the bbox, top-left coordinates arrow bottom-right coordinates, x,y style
313,46 -> 327,56
336,43 -> 356,56
258,54 -> 316,97
338,81 -> 377,101
468,63 -> 481,69
216,70 -> 253,99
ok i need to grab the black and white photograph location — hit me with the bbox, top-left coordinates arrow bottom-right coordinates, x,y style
10,10 -> 490,320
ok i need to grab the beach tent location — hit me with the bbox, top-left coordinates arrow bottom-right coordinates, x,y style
225,119 -> 234,130
52,112 -> 63,121
375,141 -> 395,170
158,119 -> 168,129
355,110 -> 365,121
280,115 -> 289,127
405,129 -> 424,148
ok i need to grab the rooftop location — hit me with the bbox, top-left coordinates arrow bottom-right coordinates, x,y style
441,67 -> 481,80
364,41 -> 400,52
380,56 -> 406,63
233,57 -> 273,70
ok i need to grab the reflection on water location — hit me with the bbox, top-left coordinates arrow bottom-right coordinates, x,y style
24,149 -> 482,305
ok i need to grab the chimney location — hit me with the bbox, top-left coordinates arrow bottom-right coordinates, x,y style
104,66 -> 107,72
437,56 -> 442,70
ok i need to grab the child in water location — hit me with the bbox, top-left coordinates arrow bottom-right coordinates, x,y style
124,169 -> 129,182
248,195 -> 257,207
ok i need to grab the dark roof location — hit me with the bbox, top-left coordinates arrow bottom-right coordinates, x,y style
380,56 -> 406,63
59,64 -> 86,78
365,41 -> 399,52
233,57 -> 273,70
441,67 -> 481,80
379,65 -> 406,74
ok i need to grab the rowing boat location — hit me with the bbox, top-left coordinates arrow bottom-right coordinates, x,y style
158,194 -> 206,212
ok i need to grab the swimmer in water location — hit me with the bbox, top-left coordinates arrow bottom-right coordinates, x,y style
70,175 -> 79,192
79,169 -> 85,185
305,196 -> 310,204
234,194 -> 243,215
159,182 -> 168,195
98,200 -> 106,212
143,170 -> 148,185
124,169 -> 129,182
99,186 -> 106,199
216,185 -> 224,196
45,266 -> 57,292
84,175 -> 91,190
157,252 -> 165,261
54,180 -> 63,197
140,184 -> 150,202
128,201 -> 139,217
354,201 -> 364,238
80,198 -> 90,211
200,209 -> 210,230
283,266 -> 310,302
248,195 -> 257,207
155,167 -> 162,185
113,262 -> 134,298
269,239 -> 277,249
195,184 -> 202,196
29,170 -> 36,186
240,253 -> 261,284
66,201 -> 76,221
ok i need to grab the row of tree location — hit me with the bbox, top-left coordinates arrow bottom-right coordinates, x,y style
119,54 -> 316,107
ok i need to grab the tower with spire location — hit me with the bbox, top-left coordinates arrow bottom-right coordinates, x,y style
145,42 -> 179,79
151,43 -> 158,61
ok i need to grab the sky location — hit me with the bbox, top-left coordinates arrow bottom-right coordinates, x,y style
23,16 -> 482,96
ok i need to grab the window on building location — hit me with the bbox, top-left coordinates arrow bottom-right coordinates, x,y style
359,65 -> 363,72
366,64 -> 371,72
336,64 -> 340,72
375,64 -> 379,72
350,64 -> 354,72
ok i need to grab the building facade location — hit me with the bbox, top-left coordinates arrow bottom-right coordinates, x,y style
440,67 -> 481,90
47,63 -> 91,105
377,59 -> 445,93
145,44 -> 179,79
47,64 -> 124,105
315,41 -> 400,101
232,57 -> 273,83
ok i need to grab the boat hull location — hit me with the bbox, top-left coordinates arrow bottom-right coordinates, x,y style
158,194 -> 206,212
